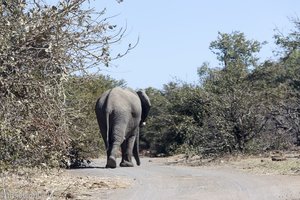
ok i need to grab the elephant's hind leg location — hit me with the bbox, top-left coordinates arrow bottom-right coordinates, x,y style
106,142 -> 123,168
106,156 -> 117,168
106,123 -> 127,168
120,136 -> 135,167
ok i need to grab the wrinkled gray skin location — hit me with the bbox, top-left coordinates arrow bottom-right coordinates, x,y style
95,87 -> 151,168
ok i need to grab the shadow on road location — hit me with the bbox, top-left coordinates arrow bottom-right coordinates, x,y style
65,160 -> 107,169
67,166 -> 106,169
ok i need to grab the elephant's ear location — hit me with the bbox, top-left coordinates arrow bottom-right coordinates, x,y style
137,90 -> 151,125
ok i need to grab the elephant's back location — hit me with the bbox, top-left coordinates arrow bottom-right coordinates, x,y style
107,87 -> 141,115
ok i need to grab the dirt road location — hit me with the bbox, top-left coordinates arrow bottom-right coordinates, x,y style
69,157 -> 300,200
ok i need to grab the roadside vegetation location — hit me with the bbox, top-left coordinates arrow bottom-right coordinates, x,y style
1,0 -> 300,173
142,21 -> 300,158
0,0 -> 129,171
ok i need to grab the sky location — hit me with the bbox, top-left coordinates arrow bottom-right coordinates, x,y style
51,0 -> 300,89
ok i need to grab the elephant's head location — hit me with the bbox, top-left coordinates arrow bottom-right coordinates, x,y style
137,90 -> 151,126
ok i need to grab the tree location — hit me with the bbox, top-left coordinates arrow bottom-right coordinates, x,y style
209,31 -> 263,70
142,32 -> 269,156
200,32 -> 268,152
142,22 -> 300,158
273,18 -> 300,146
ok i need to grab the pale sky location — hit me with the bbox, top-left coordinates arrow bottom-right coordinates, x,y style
53,1 -> 300,89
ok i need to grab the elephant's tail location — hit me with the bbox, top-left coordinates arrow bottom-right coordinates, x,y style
105,111 -> 110,152
133,132 -> 140,166
103,89 -> 113,153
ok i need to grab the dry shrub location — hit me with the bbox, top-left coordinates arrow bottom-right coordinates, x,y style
0,0 -> 132,170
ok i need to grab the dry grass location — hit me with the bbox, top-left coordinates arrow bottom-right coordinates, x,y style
167,152 -> 300,176
228,156 -> 300,175
0,169 -> 131,200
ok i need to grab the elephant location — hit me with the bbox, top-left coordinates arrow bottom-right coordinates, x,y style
95,87 -> 151,168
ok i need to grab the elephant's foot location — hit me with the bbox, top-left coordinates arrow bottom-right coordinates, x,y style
120,160 -> 134,167
106,156 -> 117,168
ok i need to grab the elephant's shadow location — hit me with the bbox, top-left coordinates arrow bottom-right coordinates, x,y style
65,160 -> 107,169
67,165 -> 106,169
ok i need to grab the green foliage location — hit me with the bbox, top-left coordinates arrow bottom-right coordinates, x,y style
209,31 -> 263,69
201,31 -> 268,152
143,20 -> 300,158
142,84 -> 207,155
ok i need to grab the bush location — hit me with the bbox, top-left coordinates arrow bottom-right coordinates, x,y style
0,0 -> 129,170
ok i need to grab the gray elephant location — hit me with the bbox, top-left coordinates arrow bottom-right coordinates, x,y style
95,87 -> 151,168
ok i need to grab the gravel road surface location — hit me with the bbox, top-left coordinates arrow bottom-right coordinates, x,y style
69,157 -> 300,200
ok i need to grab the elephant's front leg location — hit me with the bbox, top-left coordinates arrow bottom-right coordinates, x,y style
120,136 -> 135,167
